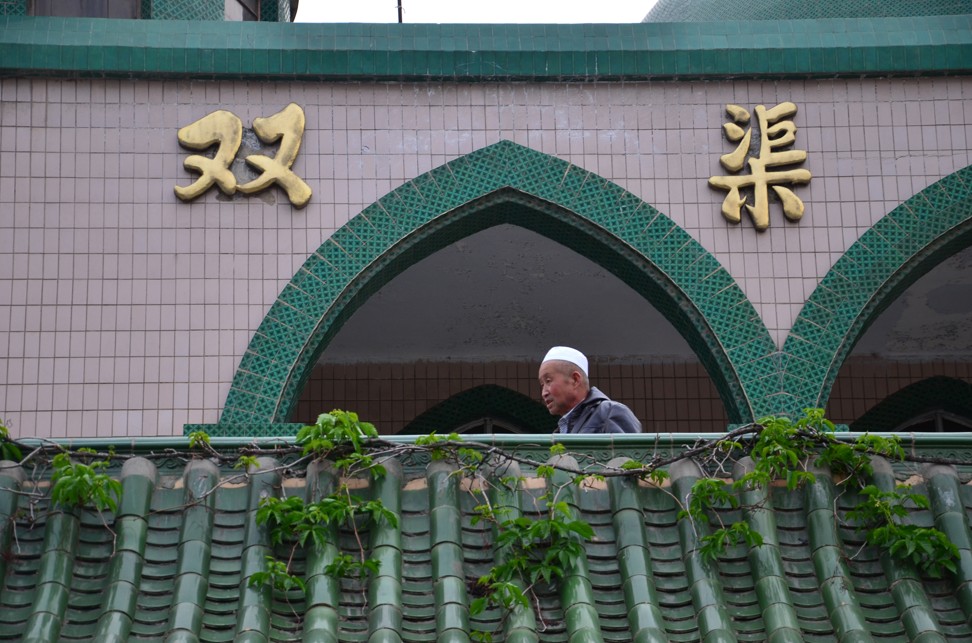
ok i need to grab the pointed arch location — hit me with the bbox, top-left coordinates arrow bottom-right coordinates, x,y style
220,141 -> 772,426
399,385 -> 555,435
780,165 -> 972,417
850,377 -> 972,432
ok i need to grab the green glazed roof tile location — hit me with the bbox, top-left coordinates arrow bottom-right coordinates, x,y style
5,434 -> 972,641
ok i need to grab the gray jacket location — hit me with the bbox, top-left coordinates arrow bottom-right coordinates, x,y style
560,387 -> 642,434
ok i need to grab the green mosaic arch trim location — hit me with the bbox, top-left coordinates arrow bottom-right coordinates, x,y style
779,165 -> 972,418
850,377 -> 972,433
221,141 -> 774,426
144,0 -> 223,21
0,1 -> 27,17
399,385 -> 556,435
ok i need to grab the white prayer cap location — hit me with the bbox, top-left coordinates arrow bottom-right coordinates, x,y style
541,346 -> 588,376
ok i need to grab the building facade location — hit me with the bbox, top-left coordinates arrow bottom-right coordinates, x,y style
1,12 -> 971,440
2,7 -> 972,643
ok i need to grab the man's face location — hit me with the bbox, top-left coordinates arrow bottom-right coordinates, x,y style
538,361 -> 583,416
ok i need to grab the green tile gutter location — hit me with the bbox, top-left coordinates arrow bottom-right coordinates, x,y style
368,458 -> 404,643
0,15 -> 970,81
925,463 -> 972,631
733,457 -> 802,643
303,460 -> 343,643
235,457 -> 281,643
165,459 -> 219,641
670,459 -> 737,643
607,456 -> 667,643
550,455 -> 604,643
806,463 -> 874,643
487,460 -> 539,643
428,461 -> 471,643
93,458 -> 157,643
871,458 -> 947,643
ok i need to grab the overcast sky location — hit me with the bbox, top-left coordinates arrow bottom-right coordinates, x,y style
295,0 -> 655,23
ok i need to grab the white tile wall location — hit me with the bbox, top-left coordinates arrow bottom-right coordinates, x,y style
1,76 -> 971,438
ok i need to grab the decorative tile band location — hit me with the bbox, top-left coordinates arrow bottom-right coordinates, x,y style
1,15 -> 970,81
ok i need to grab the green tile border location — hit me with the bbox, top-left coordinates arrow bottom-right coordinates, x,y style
0,14 -> 970,80
221,140 -> 769,426
778,164 -> 972,419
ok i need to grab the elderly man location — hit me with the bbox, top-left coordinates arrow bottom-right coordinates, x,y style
539,346 -> 642,434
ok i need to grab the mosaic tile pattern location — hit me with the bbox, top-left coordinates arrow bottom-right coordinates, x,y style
260,0 -> 290,22
779,166 -> 972,418
645,0 -> 972,22
144,0 -> 223,21
3,437 -> 972,641
0,0 -> 26,16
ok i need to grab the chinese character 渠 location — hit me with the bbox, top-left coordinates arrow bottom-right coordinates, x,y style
708,102 -> 811,231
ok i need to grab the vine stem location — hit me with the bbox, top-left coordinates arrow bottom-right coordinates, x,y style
2,424 -> 969,481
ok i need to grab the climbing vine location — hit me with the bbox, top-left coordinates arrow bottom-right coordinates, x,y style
467,448 -> 596,641
846,485 -> 958,577
0,407 -> 963,637
49,448 -> 121,513
678,409 -> 958,577
0,421 -> 21,463
251,410 -> 396,593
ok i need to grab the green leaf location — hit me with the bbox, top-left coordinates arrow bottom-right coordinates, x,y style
470,597 -> 488,616
0,421 -> 22,462
187,430 -> 210,450
234,455 -> 259,470
49,451 -> 120,512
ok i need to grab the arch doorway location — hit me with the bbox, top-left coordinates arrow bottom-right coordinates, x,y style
290,224 -> 729,434
220,141 -> 767,434
827,246 -> 972,430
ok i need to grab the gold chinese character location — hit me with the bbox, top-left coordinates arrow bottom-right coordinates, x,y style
238,103 -> 312,208
174,104 -> 312,208
709,102 -> 811,231
174,110 -> 243,200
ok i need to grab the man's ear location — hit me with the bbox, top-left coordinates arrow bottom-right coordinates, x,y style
570,370 -> 583,386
